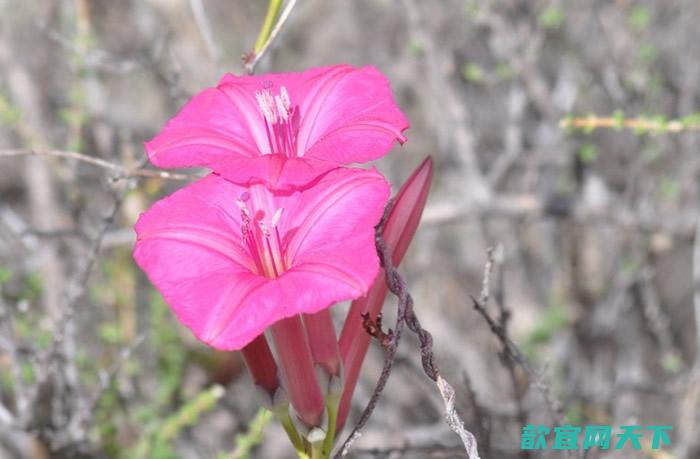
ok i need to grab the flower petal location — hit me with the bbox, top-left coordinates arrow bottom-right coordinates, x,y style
201,168 -> 389,349
145,88 -> 263,169
147,65 -> 407,190
220,65 -> 409,163
296,65 -> 408,163
210,154 -> 339,191
280,167 -> 390,289
134,168 -> 390,351
133,175 -> 274,348
207,268 -> 361,350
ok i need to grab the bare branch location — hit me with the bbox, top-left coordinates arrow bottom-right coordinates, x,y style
336,201 -> 480,459
471,249 -> 564,426
437,376 -> 480,459
0,149 -> 195,181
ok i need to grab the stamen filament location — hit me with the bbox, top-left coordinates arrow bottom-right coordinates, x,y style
256,85 -> 298,157
264,235 -> 281,277
238,191 -> 287,279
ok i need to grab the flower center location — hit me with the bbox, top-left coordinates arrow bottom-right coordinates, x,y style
256,84 -> 299,158
237,190 -> 287,278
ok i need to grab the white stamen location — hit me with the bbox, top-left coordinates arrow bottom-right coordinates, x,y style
236,198 -> 249,214
271,208 -> 283,227
279,86 -> 291,111
258,221 -> 270,237
275,95 -> 289,122
264,91 -> 277,123
256,91 -> 275,124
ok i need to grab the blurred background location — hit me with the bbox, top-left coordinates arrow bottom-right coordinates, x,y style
1,0 -> 700,458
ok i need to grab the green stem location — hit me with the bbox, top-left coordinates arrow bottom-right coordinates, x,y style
310,441 -> 325,459
275,408 -> 306,454
321,396 -> 340,457
254,0 -> 283,53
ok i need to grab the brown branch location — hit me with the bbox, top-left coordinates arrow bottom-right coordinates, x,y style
491,246 -> 529,458
0,148 -> 195,181
471,249 -> 565,427
336,201 -> 480,458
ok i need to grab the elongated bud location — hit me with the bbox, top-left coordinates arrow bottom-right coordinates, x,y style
304,308 -> 343,384
337,156 -> 433,429
270,316 -> 326,428
241,333 -> 280,399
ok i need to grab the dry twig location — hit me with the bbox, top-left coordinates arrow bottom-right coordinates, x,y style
336,201 -> 480,459
471,248 -> 565,426
0,149 -> 194,181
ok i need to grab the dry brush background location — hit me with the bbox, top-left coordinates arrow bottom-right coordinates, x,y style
1,1 -> 700,458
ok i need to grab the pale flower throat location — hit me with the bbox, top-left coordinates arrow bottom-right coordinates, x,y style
236,188 -> 287,278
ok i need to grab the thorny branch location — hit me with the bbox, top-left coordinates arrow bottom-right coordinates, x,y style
336,200 -> 480,459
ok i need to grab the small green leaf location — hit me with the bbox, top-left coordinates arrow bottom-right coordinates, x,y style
0,94 -> 21,126
464,0 -> 479,17
462,63 -> 484,83
662,354 -> 682,372
583,114 -> 597,134
681,112 -> 700,127
578,144 -> 599,163
98,322 -> 123,345
231,408 -> 274,459
612,110 -> 625,130
408,39 -> 424,56
0,266 -> 12,284
628,6 -> 651,31
539,7 -> 564,30
527,302 -> 568,346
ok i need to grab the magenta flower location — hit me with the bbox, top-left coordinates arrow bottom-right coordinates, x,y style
133,167 -> 389,351
145,64 -> 408,189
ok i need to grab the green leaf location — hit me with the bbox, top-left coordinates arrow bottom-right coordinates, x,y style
0,265 -> 12,284
612,110 -> 625,130
539,7 -> 564,30
231,408 -> 274,459
628,6 -> 651,31
578,144 -> 599,163
462,63 -> 484,83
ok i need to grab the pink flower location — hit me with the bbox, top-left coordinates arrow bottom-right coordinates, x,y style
145,64 -> 408,190
133,167 -> 389,350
